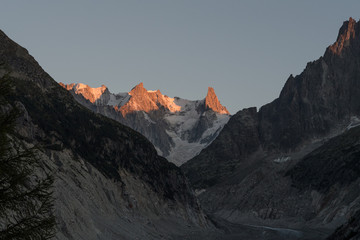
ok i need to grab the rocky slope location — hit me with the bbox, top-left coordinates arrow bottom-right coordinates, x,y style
0,29 -> 211,239
60,82 -> 230,166
182,17 -> 360,237
326,209 -> 360,240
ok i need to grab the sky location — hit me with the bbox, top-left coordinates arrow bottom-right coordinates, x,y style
1,1 -> 360,114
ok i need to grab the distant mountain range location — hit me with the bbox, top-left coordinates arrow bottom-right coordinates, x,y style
59,82 -> 230,165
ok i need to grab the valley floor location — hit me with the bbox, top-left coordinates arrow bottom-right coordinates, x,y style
171,216 -> 330,240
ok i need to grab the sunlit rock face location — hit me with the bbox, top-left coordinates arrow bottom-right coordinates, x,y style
60,82 -> 230,165
205,87 -> 229,115
118,83 -> 181,116
59,83 -> 107,103
329,17 -> 359,55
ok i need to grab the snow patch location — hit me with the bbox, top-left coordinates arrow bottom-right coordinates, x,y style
200,113 -> 229,140
161,95 -> 182,113
194,189 -> 206,196
154,146 -> 163,156
273,156 -> 291,163
346,116 -> 360,130
142,112 -> 155,124
107,93 -> 130,107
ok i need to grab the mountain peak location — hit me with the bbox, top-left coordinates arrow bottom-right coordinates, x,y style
329,17 -> 359,55
59,82 -> 107,103
119,83 -> 181,116
131,82 -> 145,90
205,87 -> 230,115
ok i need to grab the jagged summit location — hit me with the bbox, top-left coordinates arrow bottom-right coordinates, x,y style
59,82 -> 107,103
329,17 -> 359,55
205,87 -> 230,115
119,82 -> 181,116
129,82 -> 147,95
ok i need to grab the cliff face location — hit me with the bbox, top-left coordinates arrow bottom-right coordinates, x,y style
0,29 -> 210,239
259,16 -> 360,152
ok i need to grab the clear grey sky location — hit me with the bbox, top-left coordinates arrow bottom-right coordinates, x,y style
1,1 -> 359,114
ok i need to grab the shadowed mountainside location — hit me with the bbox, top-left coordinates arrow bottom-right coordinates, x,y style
0,29 -> 210,239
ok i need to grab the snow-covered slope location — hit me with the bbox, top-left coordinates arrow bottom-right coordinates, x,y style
60,82 -> 230,165
164,98 -> 230,165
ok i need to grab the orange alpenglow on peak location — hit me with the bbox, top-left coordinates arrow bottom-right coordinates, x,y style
119,82 -> 181,116
129,82 -> 147,96
205,87 -> 230,115
59,82 -> 107,103
329,17 -> 358,55
59,82 -> 76,91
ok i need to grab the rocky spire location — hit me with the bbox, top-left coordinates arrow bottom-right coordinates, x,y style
205,87 -> 230,115
329,17 -> 359,55
129,82 -> 147,96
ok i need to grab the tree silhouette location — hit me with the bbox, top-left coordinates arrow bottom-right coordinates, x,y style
0,75 -> 55,239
